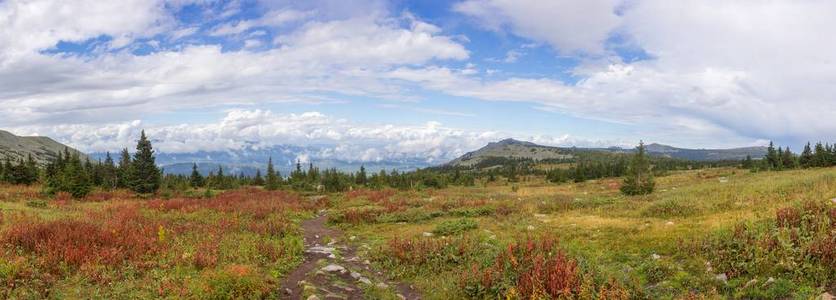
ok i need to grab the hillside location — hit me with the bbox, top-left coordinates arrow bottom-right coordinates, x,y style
446,138 -> 573,167
0,130 -> 87,164
446,138 -> 768,167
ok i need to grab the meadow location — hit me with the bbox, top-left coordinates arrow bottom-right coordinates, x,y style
0,167 -> 833,299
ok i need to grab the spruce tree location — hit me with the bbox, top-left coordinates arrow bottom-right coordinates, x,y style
190,163 -> 204,188
800,142 -> 813,168
265,157 -> 279,190
356,165 -> 367,186
253,169 -> 264,186
118,148 -> 132,188
101,152 -> 118,189
130,130 -> 161,194
621,141 -> 655,196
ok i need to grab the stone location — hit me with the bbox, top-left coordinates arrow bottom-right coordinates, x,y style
321,264 -> 346,274
376,282 -> 389,289
665,221 -> 675,226
830,198 -> 836,204
396,294 -> 406,300
763,277 -> 775,286
307,246 -> 335,255
714,273 -> 727,283
422,232 -> 434,237
358,277 -> 372,285
350,271 -> 362,279
818,292 -> 833,300
651,253 -> 661,260
743,278 -> 758,289
307,295 -> 320,300
285,288 -> 293,295
349,235 -> 356,241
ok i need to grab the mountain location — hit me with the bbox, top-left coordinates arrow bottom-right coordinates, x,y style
446,138 -> 573,167
0,130 -> 87,164
639,143 -> 768,161
90,144 -> 433,176
446,138 -> 767,167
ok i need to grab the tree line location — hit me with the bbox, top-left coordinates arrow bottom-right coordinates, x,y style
742,141 -> 836,171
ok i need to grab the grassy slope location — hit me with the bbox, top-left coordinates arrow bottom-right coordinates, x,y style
331,167 -> 836,299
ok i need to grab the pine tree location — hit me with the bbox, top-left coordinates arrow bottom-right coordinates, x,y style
253,169 -> 264,186
799,142 -> 813,168
130,130 -> 161,194
118,148 -> 132,188
813,142 -> 827,167
190,163 -> 204,188
356,165 -> 367,186
621,141 -> 655,196
101,152 -> 118,189
265,157 -> 279,191
766,141 -> 778,170
781,146 -> 795,169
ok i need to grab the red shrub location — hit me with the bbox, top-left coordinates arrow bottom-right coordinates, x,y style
147,188 -> 324,218
2,205 -> 163,273
461,236 -> 581,299
193,239 -> 220,269
776,207 -> 801,228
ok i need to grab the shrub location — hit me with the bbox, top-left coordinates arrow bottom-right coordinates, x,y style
460,235 -> 582,299
705,200 -> 834,294
432,218 -> 478,236
25,200 -> 47,208
200,264 -> 270,300
642,199 -> 699,218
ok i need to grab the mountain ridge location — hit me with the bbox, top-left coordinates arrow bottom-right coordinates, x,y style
0,130 -> 87,165
446,138 -> 768,167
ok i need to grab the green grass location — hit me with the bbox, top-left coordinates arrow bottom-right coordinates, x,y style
330,167 -> 836,299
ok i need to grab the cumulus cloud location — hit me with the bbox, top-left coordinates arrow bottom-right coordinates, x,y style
454,0 -> 621,55
9,109 -> 611,162
0,3 -> 468,126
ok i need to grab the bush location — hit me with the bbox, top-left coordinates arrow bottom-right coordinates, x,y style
705,201 -> 835,295
460,235 -> 582,299
25,200 -> 47,208
432,218 -> 478,236
642,199 -> 699,218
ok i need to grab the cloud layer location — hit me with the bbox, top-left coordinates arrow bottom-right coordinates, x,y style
2,0 -> 834,156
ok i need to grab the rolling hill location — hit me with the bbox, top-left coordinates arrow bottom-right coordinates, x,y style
446,138 -> 767,167
0,130 -> 87,164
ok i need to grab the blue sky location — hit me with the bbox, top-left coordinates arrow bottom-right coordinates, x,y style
1,0 -> 835,160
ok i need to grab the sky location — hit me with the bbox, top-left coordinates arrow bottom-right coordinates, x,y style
1,0 -> 835,163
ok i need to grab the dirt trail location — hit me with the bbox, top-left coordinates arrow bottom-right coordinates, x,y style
279,213 -> 421,300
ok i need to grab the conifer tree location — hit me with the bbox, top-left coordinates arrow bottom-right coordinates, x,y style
800,142 -> 814,168
118,148 -> 132,188
101,152 -> 118,189
356,165 -> 367,186
265,157 -> 279,190
253,169 -> 264,186
190,163 -> 204,188
130,130 -> 161,194
621,141 -> 655,196
766,141 -> 778,169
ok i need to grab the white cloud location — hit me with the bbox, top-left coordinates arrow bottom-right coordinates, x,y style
454,0 -> 621,55
0,8 -> 468,126
209,9 -> 310,36
8,109 -> 605,162
0,0 -> 170,59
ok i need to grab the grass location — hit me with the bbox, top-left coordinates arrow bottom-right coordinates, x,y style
0,187 -> 324,299
0,167 -> 834,299
329,167 -> 836,299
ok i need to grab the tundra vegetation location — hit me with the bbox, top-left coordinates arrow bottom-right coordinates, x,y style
0,132 -> 834,298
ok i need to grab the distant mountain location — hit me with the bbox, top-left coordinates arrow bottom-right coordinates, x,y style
639,143 -> 767,161
446,138 -> 573,167
446,138 -> 767,167
90,145 -> 433,176
0,130 -> 87,165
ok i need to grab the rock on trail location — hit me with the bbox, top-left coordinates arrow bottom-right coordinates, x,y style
278,212 -> 420,299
